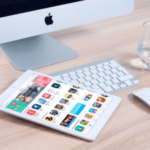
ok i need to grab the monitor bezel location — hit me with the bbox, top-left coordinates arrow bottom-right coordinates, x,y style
0,0 -> 134,44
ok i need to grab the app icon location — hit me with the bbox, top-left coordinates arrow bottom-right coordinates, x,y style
64,93 -> 73,99
44,115 -> 54,122
101,94 -> 108,98
38,98 -> 46,104
89,108 -> 98,114
75,125 -> 85,132
85,113 -> 93,119
93,102 -> 102,108
84,94 -> 92,101
52,83 -> 60,89
73,85 -> 80,89
70,103 -> 86,115
55,104 -> 64,110
60,114 -> 76,127
80,120 -> 89,125
49,110 -> 59,116
42,93 -> 51,99
59,98 -> 69,104
32,104 -> 41,110
68,88 -> 77,94
6,100 -> 28,113
97,97 -> 106,103
26,109 -> 36,116
32,75 -> 53,86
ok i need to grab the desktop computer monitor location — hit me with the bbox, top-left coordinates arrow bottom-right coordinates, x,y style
0,0 -> 134,70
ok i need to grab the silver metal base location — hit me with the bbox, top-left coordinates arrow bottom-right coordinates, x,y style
0,34 -> 78,70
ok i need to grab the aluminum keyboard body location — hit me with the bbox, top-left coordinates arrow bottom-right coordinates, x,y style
50,57 -> 140,94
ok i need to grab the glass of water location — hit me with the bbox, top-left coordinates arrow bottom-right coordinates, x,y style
138,20 -> 150,69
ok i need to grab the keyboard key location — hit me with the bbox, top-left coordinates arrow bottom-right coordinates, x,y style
120,84 -> 127,88
84,81 -> 92,86
90,79 -> 98,85
96,88 -> 105,94
96,64 -> 102,67
97,67 -> 104,72
91,85 -> 100,90
70,75 -> 78,80
103,62 -> 109,65
111,68 -> 118,73
77,73 -> 85,78
91,74 -> 99,79
105,70 -> 112,75
103,65 -> 111,70
103,86 -> 113,93
99,83 -> 107,88
55,75 -> 62,79
124,80 -> 133,86
90,69 -> 98,74
117,72 -> 124,77
63,77 -> 71,81
97,77 -> 105,82
117,66 -> 124,71
112,79 -> 119,84
117,67 -> 129,75
85,76 -> 92,81
110,63 -> 120,68
83,67 -> 89,71
62,73 -> 69,77
111,84 -> 120,90
90,65 -> 96,69
119,75 -> 134,81
105,81 -> 113,86
76,69 -> 83,73
78,78 -> 86,83
110,74 -> 118,79
98,72 -> 105,77
84,71 -> 91,76
110,60 -> 116,63
133,80 -> 140,84
69,71 -> 76,75
71,80 -> 79,84
104,76 -> 111,80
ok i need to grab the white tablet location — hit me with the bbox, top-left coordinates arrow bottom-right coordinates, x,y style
0,70 -> 121,141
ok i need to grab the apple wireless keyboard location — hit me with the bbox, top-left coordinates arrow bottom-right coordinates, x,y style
50,57 -> 140,93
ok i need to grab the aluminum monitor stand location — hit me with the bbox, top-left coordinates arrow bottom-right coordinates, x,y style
0,34 -> 77,70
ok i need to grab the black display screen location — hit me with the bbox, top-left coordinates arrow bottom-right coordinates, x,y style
0,0 -> 82,18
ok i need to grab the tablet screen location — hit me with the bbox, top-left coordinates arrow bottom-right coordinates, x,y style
1,74 -> 112,134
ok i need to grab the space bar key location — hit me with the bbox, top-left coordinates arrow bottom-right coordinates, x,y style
119,75 -> 134,81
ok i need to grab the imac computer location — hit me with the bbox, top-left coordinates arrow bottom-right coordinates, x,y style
0,0 -> 134,70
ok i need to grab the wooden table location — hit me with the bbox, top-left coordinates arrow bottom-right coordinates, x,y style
0,0 -> 150,149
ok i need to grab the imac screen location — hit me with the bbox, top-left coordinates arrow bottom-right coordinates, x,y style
0,0 -> 83,18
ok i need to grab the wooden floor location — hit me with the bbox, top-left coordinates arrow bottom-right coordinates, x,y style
0,0 -> 150,149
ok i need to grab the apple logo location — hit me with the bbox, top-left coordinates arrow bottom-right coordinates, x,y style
45,13 -> 54,25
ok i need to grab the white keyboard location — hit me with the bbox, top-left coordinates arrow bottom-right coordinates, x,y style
50,57 -> 140,93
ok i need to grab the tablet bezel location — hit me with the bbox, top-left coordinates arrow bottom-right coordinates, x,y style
0,70 -> 122,141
